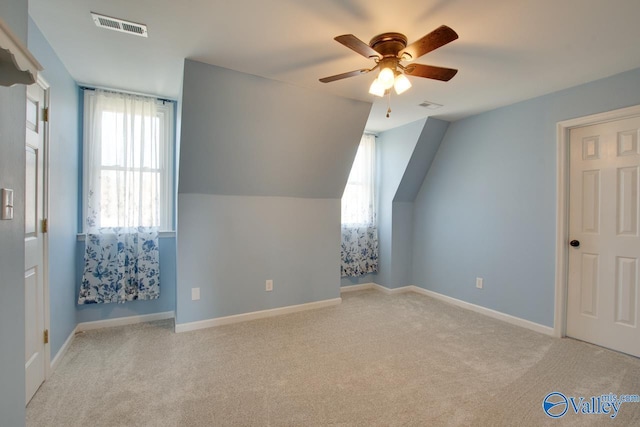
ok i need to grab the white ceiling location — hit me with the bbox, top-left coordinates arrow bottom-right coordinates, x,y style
29,0 -> 640,132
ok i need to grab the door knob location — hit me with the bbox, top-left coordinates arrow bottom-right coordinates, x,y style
569,240 -> 580,247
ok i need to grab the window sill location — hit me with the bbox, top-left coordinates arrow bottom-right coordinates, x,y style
76,231 -> 176,241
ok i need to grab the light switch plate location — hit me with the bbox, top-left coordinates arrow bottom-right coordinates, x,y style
1,188 -> 14,220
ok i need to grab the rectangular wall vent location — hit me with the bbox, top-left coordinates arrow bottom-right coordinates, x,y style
418,101 -> 443,110
91,12 -> 148,38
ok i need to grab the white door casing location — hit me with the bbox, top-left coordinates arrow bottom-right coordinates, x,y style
25,78 -> 49,404
555,106 -> 640,338
565,115 -> 640,357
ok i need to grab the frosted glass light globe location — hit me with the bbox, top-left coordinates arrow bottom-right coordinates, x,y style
394,74 -> 412,94
378,67 -> 395,90
368,78 -> 385,97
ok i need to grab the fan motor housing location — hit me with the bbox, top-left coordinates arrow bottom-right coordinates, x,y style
369,32 -> 408,57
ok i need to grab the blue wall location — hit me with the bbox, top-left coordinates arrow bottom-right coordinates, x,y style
412,67 -> 640,328
0,1 -> 28,424
391,201 -> 414,287
376,119 -> 426,288
177,60 -> 371,324
179,60 -> 371,198
394,118 -> 450,203
177,195 -> 339,323
340,273 -> 378,287
28,17 -> 80,360
392,118 -> 450,288
374,118 -> 449,289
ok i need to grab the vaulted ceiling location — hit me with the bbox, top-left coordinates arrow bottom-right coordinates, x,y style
29,0 -> 640,132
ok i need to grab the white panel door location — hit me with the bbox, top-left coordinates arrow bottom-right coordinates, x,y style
567,116 -> 640,357
25,81 -> 47,404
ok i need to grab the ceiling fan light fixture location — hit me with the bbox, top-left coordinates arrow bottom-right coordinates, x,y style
394,73 -> 411,94
378,67 -> 395,90
319,26 -> 459,116
369,78 -> 385,97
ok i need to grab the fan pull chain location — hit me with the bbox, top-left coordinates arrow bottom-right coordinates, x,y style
386,90 -> 392,118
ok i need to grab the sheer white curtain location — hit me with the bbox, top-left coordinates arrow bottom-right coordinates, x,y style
341,133 -> 378,277
341,133 -> 376,226
84,90 -> 161,229
79,90 -> 161,304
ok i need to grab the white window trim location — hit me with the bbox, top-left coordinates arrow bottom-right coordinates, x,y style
157,103 -> 175,231
77,231 -> 176,241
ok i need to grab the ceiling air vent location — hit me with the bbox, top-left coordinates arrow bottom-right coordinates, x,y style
91,12 -> 148,38
418,101 -> 443,110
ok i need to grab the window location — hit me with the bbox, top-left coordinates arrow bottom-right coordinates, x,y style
341,133 -> 376,226
340,133 -> 378,277
83,89 -> 174,231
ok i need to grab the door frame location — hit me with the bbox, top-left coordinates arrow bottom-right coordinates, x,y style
33,75 -> 51,381
554,104 -> 640,338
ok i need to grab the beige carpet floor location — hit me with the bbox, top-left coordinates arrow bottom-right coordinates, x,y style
26,289 -> 640,426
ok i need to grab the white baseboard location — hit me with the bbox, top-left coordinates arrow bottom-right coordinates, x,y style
49,311 -> 175,374
340,283 -> 413,295
372,284 -> 414,295
409,286 -> 555,336
50,325 -> 78,373
341,282 -> 554,336
77,311 -> 175,332
175,297 -> 342,333
340,283 -> 375,292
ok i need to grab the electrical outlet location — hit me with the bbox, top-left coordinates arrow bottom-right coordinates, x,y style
266,280 -> 273,292
476,277 -> 483,289
191,287 -> 200,300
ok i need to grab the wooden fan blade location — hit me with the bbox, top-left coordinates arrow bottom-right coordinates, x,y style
319,69 -> 370,83
404,64 -> 458,81
335,35 -> 382,59
399,25 -> 458,61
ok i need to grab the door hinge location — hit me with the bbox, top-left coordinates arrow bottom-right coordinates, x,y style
41,218 -> 48,233
44,329 -> 49,344
42,107 -> 49,123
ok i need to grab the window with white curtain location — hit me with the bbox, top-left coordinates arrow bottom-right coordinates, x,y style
340,133 -> 378,277
82,89 -> 174,231
78,89 -> 173,305
341,133 -> 376,226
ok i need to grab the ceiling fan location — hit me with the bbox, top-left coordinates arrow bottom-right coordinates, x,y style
319,25 -> 459,98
